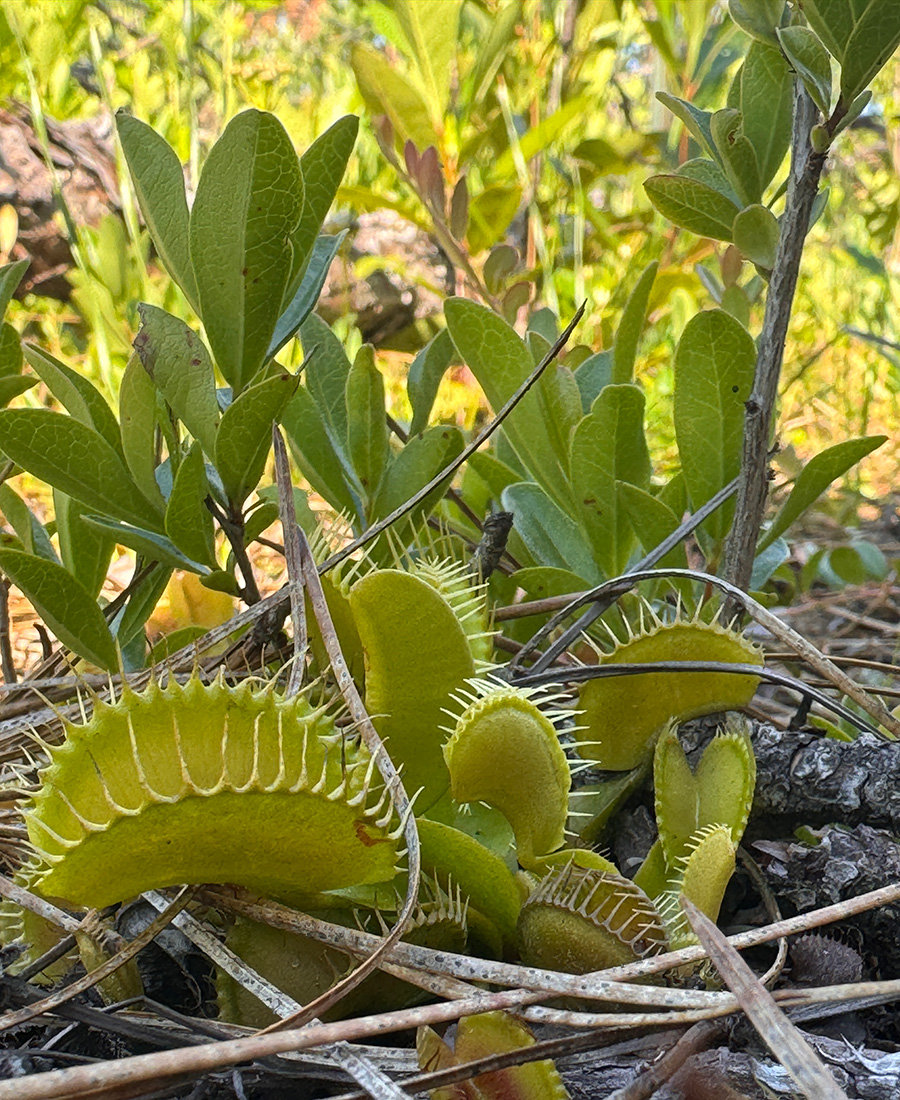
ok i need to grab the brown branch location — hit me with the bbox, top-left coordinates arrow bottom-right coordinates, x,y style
723,81 -> 826,592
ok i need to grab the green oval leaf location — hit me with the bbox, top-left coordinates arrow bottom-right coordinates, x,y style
644,174 -> 739,241
839,2 -> 900,102
740,41 -> 792,191
0,484 -> 59,563
673,310 -> 756,544
777,26 -> 833,114
81,515 -> 209,574
733,204 -> 780,269
281,385 -> 361,521
54,491 -> 113,599
215,370 -> 299,507
134,304 -> 220,459
0,259 -> 29,320
346,344 -> 389,500
287,115 -> 358,298
267,231 -> 347,359
190,110 -> 304,393
116,111 -> 199,309
758,436 -> 887,551
0,548 -> 117,669
119,351 -> 165,511
501,481 -> 597,581
408,329 -> 454,436
165,443 -> 216,568
613,261 -> 658,385
23,345 -> 122,456
350,42 -> 437,152
0,409 -> 163,530
444,298 -> 572,510
570,384 -> 651,579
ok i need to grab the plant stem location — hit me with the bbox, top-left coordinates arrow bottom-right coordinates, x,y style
0,578 -> 16,684
723,82 -> 826,593
210,501 -> 261,605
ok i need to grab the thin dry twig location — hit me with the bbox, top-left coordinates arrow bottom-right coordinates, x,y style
0,886 -> 194,1034
272,424 -> 308,696
260,482 -> 421,1033
511,568 -> 900,738
684,898 -> 849,1100
603,1019 -> 727,1100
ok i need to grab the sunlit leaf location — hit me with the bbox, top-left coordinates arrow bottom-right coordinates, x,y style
116,111 -> 198,308
758,436 -> 887,551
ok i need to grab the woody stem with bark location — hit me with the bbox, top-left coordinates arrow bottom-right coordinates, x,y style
723,82 -> 826,594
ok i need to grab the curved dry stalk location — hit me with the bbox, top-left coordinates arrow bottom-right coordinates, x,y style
511,568 -> 900,738
258,465 -> 421,1034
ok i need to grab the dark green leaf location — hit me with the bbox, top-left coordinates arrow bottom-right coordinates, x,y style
119,351 -> 165,511
190,110 -> 304,393
288,115 -> 358,299
740,41 -> 792,189
300,313 -> 352,448
800,0 -> 849,59
112,562 -> 172,648
82,515 -> 209,573
616,481 -> 688,570
574,349 -> 612,412
570,384 -> 651,578
673,309 -> 756,542
733,204 -> 780,269
116,110 -> 199,308
0,484 -> 58,563
371,424 -> 463,522
444,297 -> 572,510
0,548 -> 117,669
538,364 -> 582,469
0,323 -> 22,377
268,231 -> 347,359
728,0 -> 785,43
840,1 -> 900,100
0,409 -> 163,529
711,109 -> 762,206
54,491 -> 113,598
215,370 -> 299,507
676,158 -> 741,205
346,345 -> 389,499
501,482 -> 598,581
777,26 -> 833,113
134,304 -> 220,458
644,174 -> 739,240
613,261 -> 657,385
408,329 -> 454,436
23,345 -> 122,455
0,259 -> 29,320
0,376 -> 36,407
165,442 -> 216,568
758,435 -> 887,550
656,92 -> 717,160
282,385 -> 361,521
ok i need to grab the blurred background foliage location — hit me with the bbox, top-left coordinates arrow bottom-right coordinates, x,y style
0,0 -> 897,496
